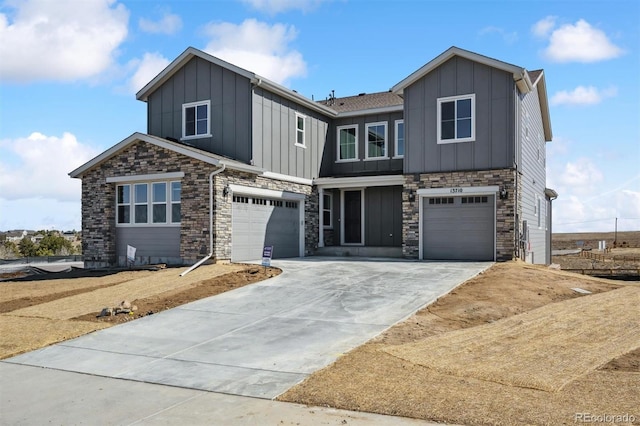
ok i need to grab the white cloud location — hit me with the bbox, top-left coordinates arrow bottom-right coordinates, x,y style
0,0 -> 129,82
0,132 -> 99,202
241,0 -> 329,14
139,12 -> 182,35
558,158 -> 604,195
540,19 -> 624,63
551,85 -> 618,106
128,52 -> 171,93
203,19 -> 307,84
531,16 -> 556,38
479,26 -> 518,44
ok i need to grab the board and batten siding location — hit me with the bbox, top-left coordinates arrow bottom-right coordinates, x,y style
321,112 -> 404,178
146,56 -> 253,163
403,56 -> 515,174
518,84 -> 548,264
252,88 -> 329,180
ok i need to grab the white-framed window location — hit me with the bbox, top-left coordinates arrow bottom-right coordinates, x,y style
394,119 -> 404,158
365,121 -> 388,160
323,192 -> 333,229
537,196 -> 542,228
182,100 -> 211,139
437,94 -> 475,144
337,124 -> 358,162
295,112 -> 306,148
116,182 -> 181,226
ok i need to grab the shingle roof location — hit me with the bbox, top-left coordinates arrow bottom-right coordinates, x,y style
318,91 -> 403,113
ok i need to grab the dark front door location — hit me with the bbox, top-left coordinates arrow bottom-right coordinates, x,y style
343,190 -> 362,244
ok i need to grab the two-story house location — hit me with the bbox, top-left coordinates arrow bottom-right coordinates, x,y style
70,46 -> 555,268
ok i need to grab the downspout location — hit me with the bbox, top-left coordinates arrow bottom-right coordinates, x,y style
180,163 -> 226,276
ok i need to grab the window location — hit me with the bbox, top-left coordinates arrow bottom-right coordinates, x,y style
323,192 -> 332,229
437,94 -> 475,143
295,112 -> 306,147
116,182 -> 181,226
428,197 -> 454,205
537,196 -> 542,228
117,185 -> 130,224
394,120 -> 404,158
134,183 -> 148,224
337,125 -> 358,162
365,122 -> 388,160
182,100 -> 211,139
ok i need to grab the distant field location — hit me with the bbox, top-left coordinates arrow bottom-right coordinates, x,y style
553,231 -> 640,250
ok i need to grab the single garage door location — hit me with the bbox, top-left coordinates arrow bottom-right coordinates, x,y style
231,195 -> 300,262
422,195 -> 494,261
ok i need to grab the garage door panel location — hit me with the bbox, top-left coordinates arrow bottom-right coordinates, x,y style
232,197 -> 300,262
422,195 -> 494,261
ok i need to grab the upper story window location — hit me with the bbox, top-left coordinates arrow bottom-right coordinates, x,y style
365,122 -> 388,160
337,124 -> 358,162
295,112 -> 306,148
437,94 -> 475,144
394,120 -> 404,158
117,182 -> 181,226
182,100 -> 211,140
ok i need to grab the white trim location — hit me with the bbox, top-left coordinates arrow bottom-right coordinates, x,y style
182,100 -> 211,140
261,171 -> 313,186
417,186 -> 498,196
315,174 -> 404,189
340,188 -> 365,246
394,119 -> 404,158
392,46 -> 527,95
336,124 -> 358,162
227,184 -> 306,201
437,94 -> 475,144
107,172 -> 185,183
294,112 -> 307,148
365,121 -> 388,160
337,104 -> 403,118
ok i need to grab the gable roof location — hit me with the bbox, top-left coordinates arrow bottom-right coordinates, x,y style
136,47 -> 336,117
392,46 -> 551,141
392,46 -> 536,96
69,133 -> 262,178
318,91 -> 403,115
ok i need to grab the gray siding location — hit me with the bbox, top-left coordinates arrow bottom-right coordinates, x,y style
321,112 -> 404,177
147,57 -> 252,163
518,86 -> 548,264
252,88 -> 329,180
116,227 -> 180,262
404,56 -> 515,174
365,186 -> 402,247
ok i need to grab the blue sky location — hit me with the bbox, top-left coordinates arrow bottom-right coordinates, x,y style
0,0 -> 638,233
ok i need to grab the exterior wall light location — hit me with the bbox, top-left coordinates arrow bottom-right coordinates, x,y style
408,190 -> 416,203
499,188 -> 508,200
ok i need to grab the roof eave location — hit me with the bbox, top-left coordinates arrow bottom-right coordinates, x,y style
392,46 -> 527,95
535,72 -> 553,141
336,104 -> 403,117
254,77 -> 337,117
136,47 -> 256,102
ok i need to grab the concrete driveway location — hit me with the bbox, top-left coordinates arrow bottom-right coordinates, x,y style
5,258 -> 490,400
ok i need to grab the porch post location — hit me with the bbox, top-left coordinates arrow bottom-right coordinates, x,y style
318,187 -> 324,247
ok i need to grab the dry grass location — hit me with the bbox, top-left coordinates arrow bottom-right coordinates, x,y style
384,286 -> 640,392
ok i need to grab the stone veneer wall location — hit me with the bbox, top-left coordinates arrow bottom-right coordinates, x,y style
80,141 -> 316,267
402,168 -> 517,261
212,170 -> 317,261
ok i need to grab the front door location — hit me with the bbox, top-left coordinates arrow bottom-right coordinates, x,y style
343,190 -> 362,244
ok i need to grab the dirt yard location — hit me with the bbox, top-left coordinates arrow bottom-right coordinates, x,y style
0,263 -> 280,359
2,258 -> 639,425
279,262 -> 639,426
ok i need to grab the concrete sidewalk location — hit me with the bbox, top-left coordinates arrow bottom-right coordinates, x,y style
2,258 -> 487,424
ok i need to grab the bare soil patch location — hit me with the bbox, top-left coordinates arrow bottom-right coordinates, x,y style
0,264 -> 280,359
279,262 -> 640,425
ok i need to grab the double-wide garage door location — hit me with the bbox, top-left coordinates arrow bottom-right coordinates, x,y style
231,195 -> 300,262
422,195 -> 495,261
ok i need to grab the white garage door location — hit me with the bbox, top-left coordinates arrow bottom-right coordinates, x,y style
422,195 -> 495,261
232,195 -> 300,262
